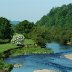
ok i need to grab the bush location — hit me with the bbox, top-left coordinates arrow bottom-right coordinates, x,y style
11,34 -> 25,46
0,60 -> 13,72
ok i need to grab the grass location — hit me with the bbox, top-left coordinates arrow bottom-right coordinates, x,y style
24,39 -> 35,45
0,39 -> 35,53
0,44 -> 17,53
0,60 -> 13,71
10,47 -> 53,57
0,39 -> 53,56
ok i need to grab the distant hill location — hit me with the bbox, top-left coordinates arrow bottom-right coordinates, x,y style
10,21 -> 20,25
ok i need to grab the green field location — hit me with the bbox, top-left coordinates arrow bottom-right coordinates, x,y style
0,39 -> 53,55
10,47 -> 53,57
0,39 -> 35,53
0,44 -> 17,53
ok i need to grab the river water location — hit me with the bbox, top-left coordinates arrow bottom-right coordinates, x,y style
5,42 -> 72,72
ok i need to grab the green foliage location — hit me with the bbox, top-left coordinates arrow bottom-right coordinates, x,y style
10,47 -> 53,56
24,39 -> 35,45
0,60 -> 13,71
0,17 -> 13,40
15,20 -> 34,38
31,25 -> 48,47
33,3 -> 72,45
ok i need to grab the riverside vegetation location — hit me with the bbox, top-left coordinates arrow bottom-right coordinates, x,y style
0,3 -> 72,72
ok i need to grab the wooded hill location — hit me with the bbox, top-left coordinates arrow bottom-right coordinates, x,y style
32,3 -> 72,45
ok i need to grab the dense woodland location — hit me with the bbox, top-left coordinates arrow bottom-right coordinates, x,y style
0,3 -> 72,46
31,3 -> 72,46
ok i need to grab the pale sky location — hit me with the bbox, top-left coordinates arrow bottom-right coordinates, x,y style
0,0 -> 72,22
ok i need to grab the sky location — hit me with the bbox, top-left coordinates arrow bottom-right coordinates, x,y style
0,0 -> 72,22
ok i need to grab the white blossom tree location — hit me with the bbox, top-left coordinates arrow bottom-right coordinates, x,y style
11,34 -> 25,46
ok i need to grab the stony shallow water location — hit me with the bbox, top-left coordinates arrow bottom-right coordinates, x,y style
5,42 -> 72,72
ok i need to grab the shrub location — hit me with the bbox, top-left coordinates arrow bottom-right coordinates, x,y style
0,60 -> 13,72
11,34 -> 25,46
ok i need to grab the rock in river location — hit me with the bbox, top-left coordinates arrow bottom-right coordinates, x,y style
13,64 -> 22,68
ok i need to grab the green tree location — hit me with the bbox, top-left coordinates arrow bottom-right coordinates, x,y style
15,20 -> 34,38
0,17 -> 13,39
15,20 -> 34,34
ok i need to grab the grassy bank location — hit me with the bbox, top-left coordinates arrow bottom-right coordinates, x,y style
10,47 -> 53,57
0,44 -> 16,72
0,39 -> 35,53
0,60 -> 13,72
0,44 -> 17,53
0,39 -> 53,58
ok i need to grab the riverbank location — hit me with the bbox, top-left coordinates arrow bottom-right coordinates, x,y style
0,39 -> 53,72
64,54 -> 72,60
10,47 -> 53,57
0,60 -> 13,72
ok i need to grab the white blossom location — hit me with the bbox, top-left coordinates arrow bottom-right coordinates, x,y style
11,34 -> 25,46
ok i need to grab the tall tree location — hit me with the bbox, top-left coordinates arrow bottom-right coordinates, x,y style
15,20 -> 34,38
0,17 -> 13,39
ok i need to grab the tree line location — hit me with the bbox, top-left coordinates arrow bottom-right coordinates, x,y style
0,3 -> 72,46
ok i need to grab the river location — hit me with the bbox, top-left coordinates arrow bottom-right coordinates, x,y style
5,42 -> 72,72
